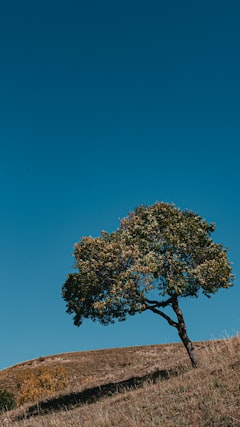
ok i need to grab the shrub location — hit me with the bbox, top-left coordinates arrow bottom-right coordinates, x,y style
0,390 -> 16,412
16,366 -> 68,405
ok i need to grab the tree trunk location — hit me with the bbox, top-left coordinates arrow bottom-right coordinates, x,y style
177,326 -> 198,368
172,297 -> 198,368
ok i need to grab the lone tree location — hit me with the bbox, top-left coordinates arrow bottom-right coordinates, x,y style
62,202 -> 233,367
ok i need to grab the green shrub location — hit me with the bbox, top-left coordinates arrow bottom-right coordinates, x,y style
0,390 -> 16,412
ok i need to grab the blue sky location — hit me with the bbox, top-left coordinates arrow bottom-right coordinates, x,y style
0,0 -> 239,370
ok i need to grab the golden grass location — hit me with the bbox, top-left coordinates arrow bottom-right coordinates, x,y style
1,336 -> 240,426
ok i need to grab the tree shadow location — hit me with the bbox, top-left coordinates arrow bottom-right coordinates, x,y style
16,367 -> 182,420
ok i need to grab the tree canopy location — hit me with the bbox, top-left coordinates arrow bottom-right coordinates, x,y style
62,202 -> 233,367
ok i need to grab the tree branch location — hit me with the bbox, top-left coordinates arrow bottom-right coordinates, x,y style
145,296 -> 175,308
145,304 -> 178,328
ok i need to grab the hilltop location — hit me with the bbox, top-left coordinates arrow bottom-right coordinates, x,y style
0,336 -> 239,426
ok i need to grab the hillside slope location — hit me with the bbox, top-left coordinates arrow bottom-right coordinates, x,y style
0,336 -> 240,426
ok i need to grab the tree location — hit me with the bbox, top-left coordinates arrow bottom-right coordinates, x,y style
62,202 -> 233,367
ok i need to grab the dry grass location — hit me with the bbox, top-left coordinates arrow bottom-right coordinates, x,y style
0,336 -> 240,426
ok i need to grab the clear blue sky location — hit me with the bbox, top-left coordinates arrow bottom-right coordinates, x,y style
0,0 -> 239,370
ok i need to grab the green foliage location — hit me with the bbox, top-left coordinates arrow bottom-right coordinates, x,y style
62,202 -> 233,327
0,390 -> 16,412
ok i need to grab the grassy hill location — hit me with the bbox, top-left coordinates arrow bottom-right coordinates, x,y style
0,335 -> 239,426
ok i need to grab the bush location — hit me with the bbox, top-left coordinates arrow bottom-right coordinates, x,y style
0,390 -> 16,412
17,366 -> 68,405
